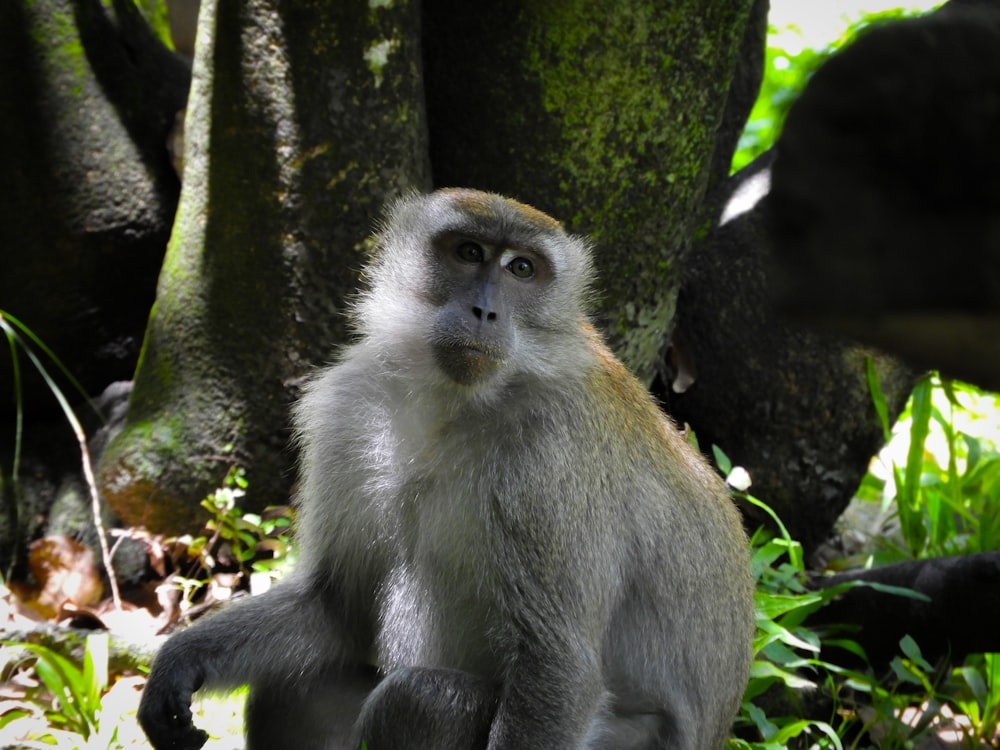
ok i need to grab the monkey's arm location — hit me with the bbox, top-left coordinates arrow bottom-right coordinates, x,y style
138,573 -> 358,750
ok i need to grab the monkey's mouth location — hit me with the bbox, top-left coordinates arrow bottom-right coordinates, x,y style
432,337 -> 505,386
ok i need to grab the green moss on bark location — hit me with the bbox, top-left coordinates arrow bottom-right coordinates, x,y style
425,0 -> 753,382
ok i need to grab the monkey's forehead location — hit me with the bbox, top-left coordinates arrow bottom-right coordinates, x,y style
434,188 -> 564,233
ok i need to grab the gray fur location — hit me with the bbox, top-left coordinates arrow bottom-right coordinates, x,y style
138,189 -> 754,750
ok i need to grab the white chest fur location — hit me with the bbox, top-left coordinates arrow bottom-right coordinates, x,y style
371,387 -> 503,676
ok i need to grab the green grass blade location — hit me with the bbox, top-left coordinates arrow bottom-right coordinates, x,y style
866,356 -> 893,442
1,317 -> 24,481
903,377 -> 933,501
0,309 -> 102,421
82,633 -> 109,715
20,643 -> 92,737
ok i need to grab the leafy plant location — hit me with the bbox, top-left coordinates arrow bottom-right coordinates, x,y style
170,466 -> 295,606
2,632 -> 249,749
862,366 -> 1000,562
948,652 -> 1000,745
714,449 -> 847,749
0,633 -> 119,748
725,363 -> 1000,749
849,638 -> 1000,749
201,466 -> 294,579
715,446 -> 966,750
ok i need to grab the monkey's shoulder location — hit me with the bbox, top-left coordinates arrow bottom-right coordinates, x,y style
580,339 -> 685,443
575,336 -> 733,497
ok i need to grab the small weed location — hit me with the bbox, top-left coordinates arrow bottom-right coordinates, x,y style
863,366 -> 1000,561
169,467 -> 295,607
0,633 -> 119,748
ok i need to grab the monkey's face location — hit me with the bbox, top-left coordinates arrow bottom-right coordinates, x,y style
424,230 -> 552,385
362,189 -> 594,389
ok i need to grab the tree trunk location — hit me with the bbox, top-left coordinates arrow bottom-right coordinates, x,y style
767,5 -> 1000,393
667,2 -> 1000,550
0,0 -> 188,411
423,0 -> 756,383
99,0 -> 431,532
99,0 -> 757,532
666,154 -> 917,551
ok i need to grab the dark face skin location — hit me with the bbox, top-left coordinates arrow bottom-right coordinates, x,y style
428,232 -> 552,386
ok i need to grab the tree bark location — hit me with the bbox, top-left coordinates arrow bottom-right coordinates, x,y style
668,3 -> 1000,550
0,0 -> 189,411
423,0 -> 756,383
99,0 -> 431,532
767,5 -> 1000,393
666,154 -> 917,551
99,0 -> 759,532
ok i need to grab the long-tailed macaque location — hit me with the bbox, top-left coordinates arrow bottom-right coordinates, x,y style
138,189 -> 755,750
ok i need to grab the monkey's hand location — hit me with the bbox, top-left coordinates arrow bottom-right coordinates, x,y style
137,649 -> 209,750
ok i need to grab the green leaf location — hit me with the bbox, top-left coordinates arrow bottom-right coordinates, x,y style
749,659 -> 818,691
23,644 -> 90,735
899,635 -> 933,672
0,707 -> 31,728
0,310 -> 101,418
742,494 -> 803,571
82,633 -> 109,714
742,701 -> 778,739
712,444 -> 733,474
754,591 -> 825,620
866,356 -> 893,442
856,580 -> 931,603
770,718 -> 843,748
902,376 -> 933,507
822,638 -> 868,663
960,664 -> 989,705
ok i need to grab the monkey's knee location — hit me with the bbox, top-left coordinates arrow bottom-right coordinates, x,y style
355,667 -> 498,750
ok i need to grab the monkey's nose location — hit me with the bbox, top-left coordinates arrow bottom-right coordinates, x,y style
472,306 -> 498,322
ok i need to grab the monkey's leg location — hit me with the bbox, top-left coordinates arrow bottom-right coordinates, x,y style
353,666 -> 499,750
245,664 -> 380,750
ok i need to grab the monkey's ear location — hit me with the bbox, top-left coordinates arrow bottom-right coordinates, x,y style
665,328 -> 697,394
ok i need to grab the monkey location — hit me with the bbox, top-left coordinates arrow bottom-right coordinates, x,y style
137,188 -> 755,750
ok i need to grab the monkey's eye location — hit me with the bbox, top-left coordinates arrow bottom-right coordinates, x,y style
456,242 -> 485,263
506,257 -> 535,279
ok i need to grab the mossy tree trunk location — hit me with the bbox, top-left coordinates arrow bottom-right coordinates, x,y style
99,0 -> 430,532
99,0 -> 755,533
0,0 -> 188,409
424,0 -> 755,382
7,0 -> 916,554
